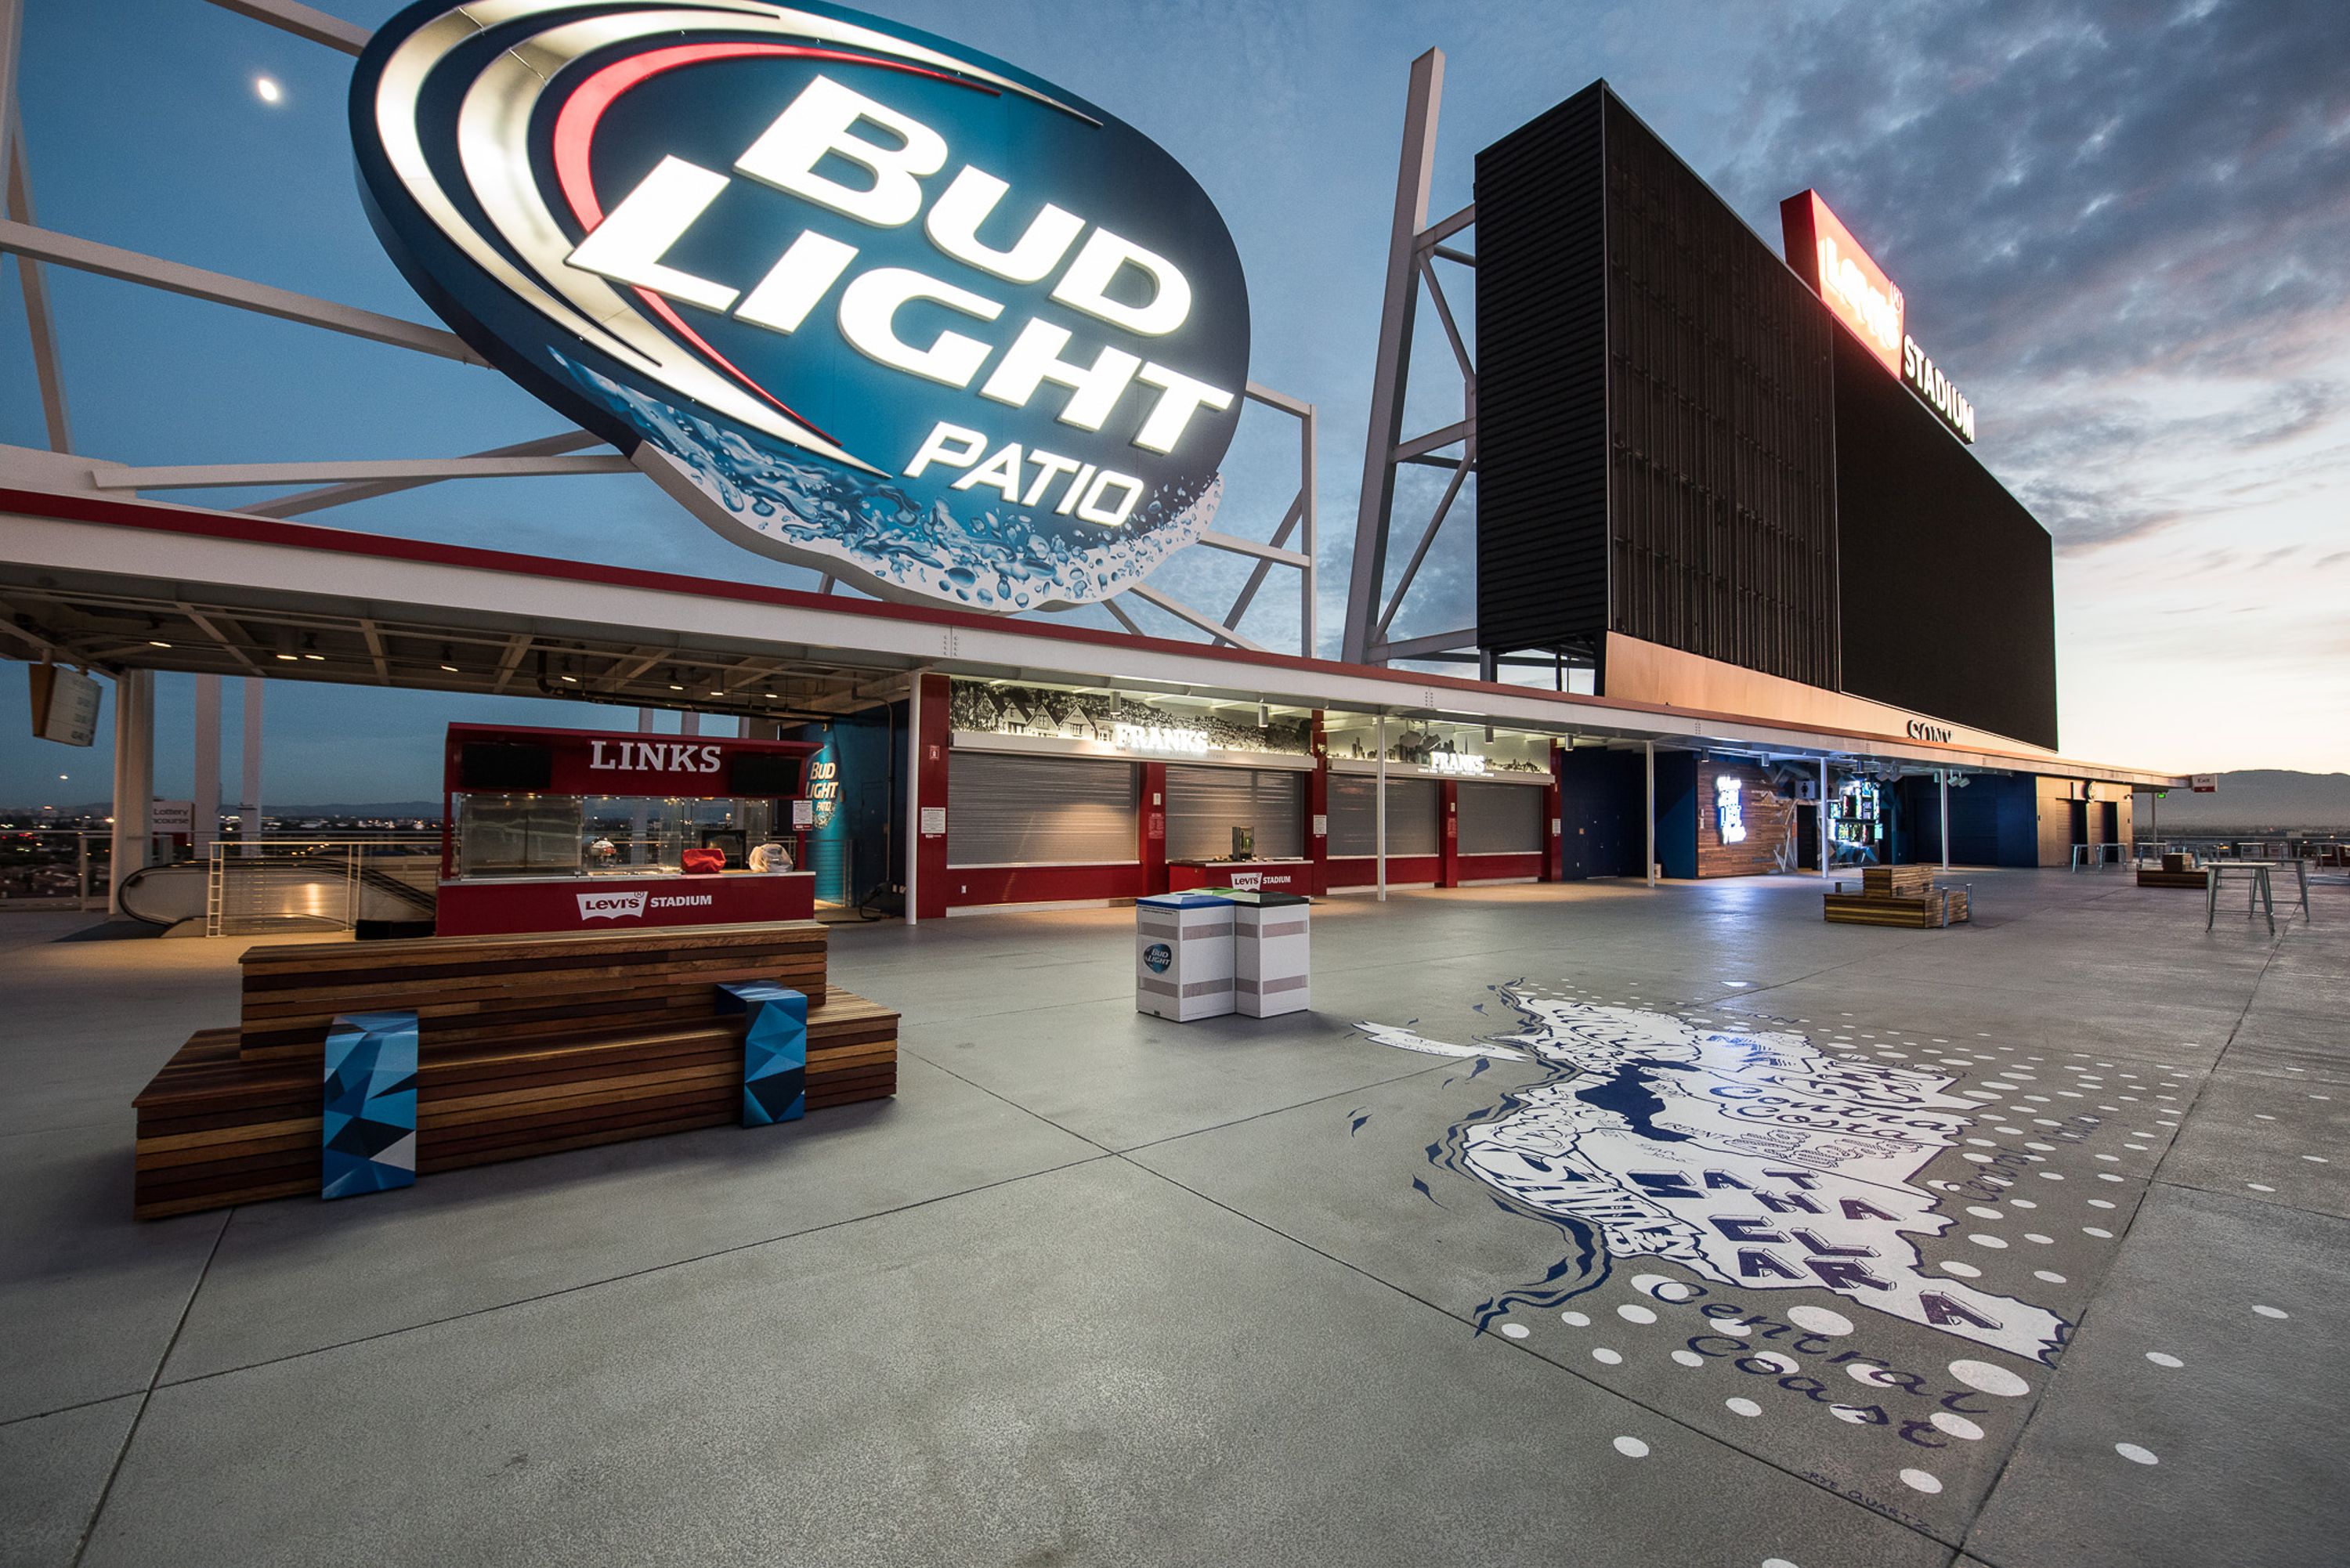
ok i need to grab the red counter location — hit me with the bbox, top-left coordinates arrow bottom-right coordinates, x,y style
436,871 -> 815,937
1166,858 -> 1312,894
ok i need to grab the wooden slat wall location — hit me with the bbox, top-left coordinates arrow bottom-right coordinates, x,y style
1694,763 -> 1795,878
132,923 -> 895,1219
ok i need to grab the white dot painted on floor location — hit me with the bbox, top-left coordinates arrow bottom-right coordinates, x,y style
2256,1114 -> 2276,1121
1629,1274 -> 1695,1302
1847,1363 -> 1899,1387
1672,1349 -> 1705,1367
1949,1360 -> 2033,1396
1747,1351 -> 1800,1375
1788,1306 -> 1856,1336
2034,1270 -> 2066,1284
2026,1140 -> 2057,1151
1940,1259 -> 1984,1277
1614,1436 -> 1650,1458
2125,1143 -> 2148,1151
1967,1205 -> 2005,1219
1714,1318 -> 1753,1336
2024,1233 -> 2053,1245
1593,1347 -> 1624,1365
2097,1153 -> 2121,1162
2117,1443 -> 2160,1466
2247,1183 -> 2277,1193
2084,1227 -> 2115,1238
1762,1559 -> 1801,1568
1829,1404 -> 1875,1423
2253,1305 -> 2290,1319
1970,1233 -> 2011,1248
1562,1310 -> 1591,1327
1500,1322 -> 1531,1339
1966,1152 -> 1996,1163
2009,1198 -> 2039,1209
1727,1396 -> 1762,1416
2305,1156 -> 2330,1164
1900,1469 -> 1944,1494
1618,1303 -> 1658,1324
2146,1352 -> 2183,1368
2099,1173 -> 2128,1183
1932,1411 -> 1985,1440
2040,1172 -> 2066,1180
2312,1094 -> 2333,1101
2088,1199 -> 2117,1209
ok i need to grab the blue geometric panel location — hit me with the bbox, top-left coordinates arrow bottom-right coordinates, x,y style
716,982 -> 807,1127
321,1010 -> 419,1201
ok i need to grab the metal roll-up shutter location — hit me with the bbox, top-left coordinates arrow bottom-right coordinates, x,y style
947,753 -> 1137,865
1457,780 -> 1544,855
1164,766 -> 1305,859
1327,775 -> 1439,856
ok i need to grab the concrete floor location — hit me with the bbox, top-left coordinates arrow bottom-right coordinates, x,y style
2,869 -> 2344,1567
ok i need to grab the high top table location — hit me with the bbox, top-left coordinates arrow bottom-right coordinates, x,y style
2204,859 -> 2310,934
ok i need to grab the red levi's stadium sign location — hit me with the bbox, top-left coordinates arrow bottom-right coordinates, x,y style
1781,190 -> 1978,444
1781,190 -> 1904,375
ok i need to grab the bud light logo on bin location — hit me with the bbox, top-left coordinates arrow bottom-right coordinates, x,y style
1143,942 -> 1172,975
352,2 -> 1251,610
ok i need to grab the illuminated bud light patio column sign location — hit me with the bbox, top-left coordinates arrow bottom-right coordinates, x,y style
1714,775 -> 1746,844
352,2 -> 1251,609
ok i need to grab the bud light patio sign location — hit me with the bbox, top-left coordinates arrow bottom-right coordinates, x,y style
352,2 -> 1251,609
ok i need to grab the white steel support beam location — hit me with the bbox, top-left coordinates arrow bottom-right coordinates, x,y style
95,453 -> 632,491
244,431 -> 606,518
1374,626 -> 1477,663
0,0 -> 20,182
240,676 -> 262,853
193,674 -> 222,858
1375,460 -> 1470,640
1195,531 -> 1311,570
1344,47 -> 1444,665
1820,757 -> 1831,880
203,0 -> 371,54
1376,713 -> 1389,902
1129,584 -> 1267,652
7,110 -> 70,452
1940,769 -> 1951,871
0,219 -> 486,366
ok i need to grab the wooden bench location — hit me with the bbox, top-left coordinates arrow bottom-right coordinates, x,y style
1825,865 -> 1970,929
2138,852 -> 2206,889
132,923 -> 896,1219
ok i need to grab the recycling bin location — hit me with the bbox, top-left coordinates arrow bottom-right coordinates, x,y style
1134,891 -> 1235,1021
1228,890 -> 1311,1017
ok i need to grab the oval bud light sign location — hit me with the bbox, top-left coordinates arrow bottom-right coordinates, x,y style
352,2 -> 1250,610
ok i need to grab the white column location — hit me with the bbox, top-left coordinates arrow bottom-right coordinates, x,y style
240,676 -> 263,853
1643,740 -> 1656,888
193,674 -> 222,859
1375,713 -> 1388,902
109,668 -> 154,913
1820,757 -> 1831,878
1940,769 -> 1951,871
904,674 -> 922,926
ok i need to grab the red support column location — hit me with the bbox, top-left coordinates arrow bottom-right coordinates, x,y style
1544,745 -> 1563,883
1140,760 -> 1169,896
914,672 -> 951,921
1439,779 -> 1461,888
1307,710 -> 1330,895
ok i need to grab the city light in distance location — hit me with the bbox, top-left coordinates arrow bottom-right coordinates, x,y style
255,76 -> 282,105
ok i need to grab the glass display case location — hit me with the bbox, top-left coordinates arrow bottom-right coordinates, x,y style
436,724 -> 822,936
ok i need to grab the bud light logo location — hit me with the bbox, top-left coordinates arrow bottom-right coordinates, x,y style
352,2 -> 1250,610
1143,941 -> 1172,975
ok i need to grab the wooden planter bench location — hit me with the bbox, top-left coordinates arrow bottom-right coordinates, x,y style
131,923 -> 895,1219
1824,865 -> 1971,929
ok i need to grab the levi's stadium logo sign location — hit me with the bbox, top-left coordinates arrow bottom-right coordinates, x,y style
351,1 -> 1250,609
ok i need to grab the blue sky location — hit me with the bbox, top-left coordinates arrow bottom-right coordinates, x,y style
5,0 -> 2346,805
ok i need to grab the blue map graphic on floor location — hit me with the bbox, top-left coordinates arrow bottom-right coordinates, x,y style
1356,985 -> 2072,1364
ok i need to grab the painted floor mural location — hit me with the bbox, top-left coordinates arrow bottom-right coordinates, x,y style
1351,979 -> 2213,1509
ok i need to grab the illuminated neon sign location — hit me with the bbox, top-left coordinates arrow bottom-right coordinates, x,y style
1714,775 -> 1747,844
1112,722 -> 1209,757
1781,190 -> 1975,444
352,1 -> 1249,609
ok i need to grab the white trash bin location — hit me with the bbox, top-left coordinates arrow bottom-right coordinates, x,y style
1230,891 -> 1311,1016
1135,892 -> 1235,1021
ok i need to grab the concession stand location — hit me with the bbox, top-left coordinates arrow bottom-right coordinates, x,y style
436,722 -> 820,935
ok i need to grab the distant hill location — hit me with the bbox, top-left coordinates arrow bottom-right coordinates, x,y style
2135,771 -> 2350,829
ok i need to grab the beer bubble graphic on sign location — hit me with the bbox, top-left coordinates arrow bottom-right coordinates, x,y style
352,1 -> 1250,609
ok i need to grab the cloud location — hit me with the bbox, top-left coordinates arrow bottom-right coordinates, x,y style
1716,0 -> 2350,553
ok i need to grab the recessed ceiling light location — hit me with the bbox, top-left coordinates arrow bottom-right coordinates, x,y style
148,639 -> 170,648
255,76 -> 282,104
668,683 -> 684,691
559,674 -> 577,683
303,652 -> 324,660
275,652 -> 298,661
439,663 -> 458,673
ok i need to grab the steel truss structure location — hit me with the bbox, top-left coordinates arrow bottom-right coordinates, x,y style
1341,48 -> 1484,673
0,0 -> 1315,664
